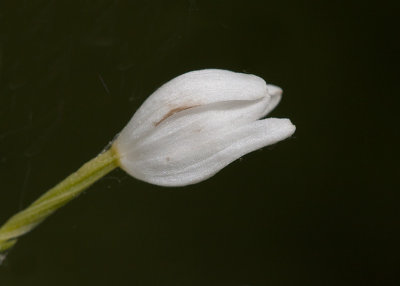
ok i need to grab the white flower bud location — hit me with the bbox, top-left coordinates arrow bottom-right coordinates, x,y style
113,69 -> 295,187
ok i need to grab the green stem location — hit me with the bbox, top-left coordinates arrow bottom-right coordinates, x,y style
0,147 -> 120,255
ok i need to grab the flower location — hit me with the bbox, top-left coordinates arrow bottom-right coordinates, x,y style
113,69 -> 295,187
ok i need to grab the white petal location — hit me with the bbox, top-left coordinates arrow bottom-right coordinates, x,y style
116,97 -> 270,159
117,69 -> 270,143
117,118 -> 295,187
262,84 -> 283,117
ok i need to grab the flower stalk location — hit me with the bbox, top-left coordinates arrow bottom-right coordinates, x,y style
0,147 -> 119,257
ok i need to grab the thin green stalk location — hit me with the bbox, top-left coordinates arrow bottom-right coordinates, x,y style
0,147 -> 120,256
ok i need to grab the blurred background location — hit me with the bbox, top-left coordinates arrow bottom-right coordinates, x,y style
0,1 -> 398,285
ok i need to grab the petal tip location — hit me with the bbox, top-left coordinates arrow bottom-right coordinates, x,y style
281,118 -> 296,135
267,84 -> 283,97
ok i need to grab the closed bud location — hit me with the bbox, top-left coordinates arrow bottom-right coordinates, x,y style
113,69 -> 295,186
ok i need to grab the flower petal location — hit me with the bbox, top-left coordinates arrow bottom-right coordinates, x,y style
118,69 -> 270,143
117,117 -> 296,187
116,97 -> 270,158
262,84 -> 282,117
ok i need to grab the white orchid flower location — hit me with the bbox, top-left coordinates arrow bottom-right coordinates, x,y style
0,68 -> 296,259
113,69 -> 295,186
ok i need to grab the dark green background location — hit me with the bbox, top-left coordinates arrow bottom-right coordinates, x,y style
0,1 -> 398,285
